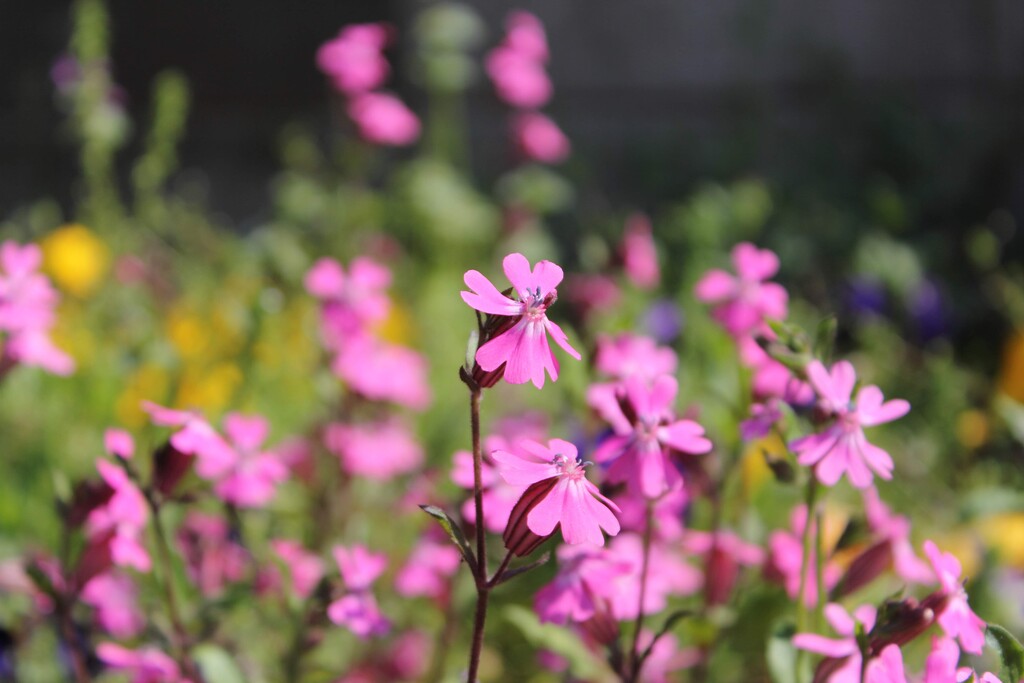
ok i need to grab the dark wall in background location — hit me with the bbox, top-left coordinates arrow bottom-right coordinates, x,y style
2,0 -> 1022,225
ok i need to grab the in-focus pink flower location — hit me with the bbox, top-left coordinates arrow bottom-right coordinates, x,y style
790,360 -> 910,488
348,92 -> 420,146
81,571 -> 144,638
316,23 -> 391,95
461,253 -> 581,389
325,418 -> 423,480
87,460 -> 150,572
96,643 -> 187,683
793,603 -> 877,683
694,242 -> 788,336
395,535 -> 461,599
923,540 -> 987,655
593,375 -> 712,499
621,213 -> 660,289
270,539 -> 325,600
493,437 -> 620,547
512,112 -> 570,163
450,413 -> 548,533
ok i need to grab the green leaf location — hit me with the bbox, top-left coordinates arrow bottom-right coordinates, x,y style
767,622 -> 811,683
813,316 -> 838,364
419,505 -> 477,575
986,623 -> 1024,682
503,605 -> 609,680
191,644 -> 246,683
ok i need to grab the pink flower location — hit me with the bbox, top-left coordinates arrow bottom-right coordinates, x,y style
329,545 -> 390,638
563,274 -> 622,321
96,643 -> 187,683
176,513 -> 249,598
503,11 -> 549,62
81,572 -> 144,638
694,242 -> 788,336
208,413 -> 289,508
594,333 -> 678,381
681,530 -> 765,606
923,540 -> 987,655
862,488 -> 933,585
486,49 -> 551,109
493,437 -> 620,546
613,486 -> 688,540
348,91 -> 420,146
621,213 -> 660,289
461,253 -> 581,389
142,401 -> 231,466
0,241 -> 74,375
793,603 -> 877,683
534,544 -> 632,625
635,630 -> 701,683
512,112 -> 570,163
790,360 -> 910,488
395,535 -> 461,599
864,644 -> 908,683
316,23 -> 391,95
270,540 -> 324,600
330,335 -> 431,410
87,460 -> 150,572
104,429 -> 134,459
593,375 -> 712,499
450,413 -> 548,532
325,418 -> 423,480
603,533 -> 701,620
305,256 -> 391,348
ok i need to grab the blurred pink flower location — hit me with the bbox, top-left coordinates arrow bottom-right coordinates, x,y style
694,242 -> 788,337
563,273 -> 622,321
462,253 -> 581,389
865,644 -> 907,683
395,535 -> 461,599
503,11 -> 549,62
613,486 -> 688,540
104,428 -> 134,460
534,544 -> 632,625
790,360 -> 910,488
325,418 -> 423,480
603,533 -> 701,620
862,487 -> 933,585
682,530 -> 765,606
348,91 -> 420,146
512,111 -> 569,163
621,213 -> 660,289
766,505 -> 841,606
593,375 -> 712,499
793,603 -> 877,683
0,241 -> 74,375
316,23 -> 391,95
923,540 -> 986,655
81,571 -> 144,638
207,413 -> 289,508
142,401 -> 231,466
493,437 -> 620,547
305,256 -> 391,348
329,545 -> 390,638
331,334 -> 431,410
271,539 -> 324,600
636,630 -> 702,683
176,512 -> 249,598
486,47 -> 551,109
87,460 -> 150,572
96,643 -> 188,683
594,333 -> 678,381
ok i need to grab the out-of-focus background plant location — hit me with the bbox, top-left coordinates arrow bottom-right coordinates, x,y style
1,1 -> 1023,681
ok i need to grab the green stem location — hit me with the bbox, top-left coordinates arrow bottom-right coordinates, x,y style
466,387 -> 488,683
795,473 -> 821,683
627,501 -> 655,682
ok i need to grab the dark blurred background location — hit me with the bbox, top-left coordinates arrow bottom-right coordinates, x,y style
3,0 -> 1023,228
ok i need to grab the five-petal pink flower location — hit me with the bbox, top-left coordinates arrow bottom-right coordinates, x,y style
694,241 -> 788,337
462,253 -> 581,388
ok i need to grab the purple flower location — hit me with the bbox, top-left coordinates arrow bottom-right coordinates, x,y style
461,253 -> 581,389
790,360 -> 909,488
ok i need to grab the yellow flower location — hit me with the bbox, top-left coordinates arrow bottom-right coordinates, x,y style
371,300 -> 415,345
998,329 -> 1024,403
175,362 -> 242,414
975,512 -> 1024,570
955,409 -> 990,450
741,433 -> 785,497
40,224 -> 110,298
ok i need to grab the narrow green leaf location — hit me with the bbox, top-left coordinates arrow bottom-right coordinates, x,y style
813,316 -> 838,364
986,623 -> 1024,682
419,504 -> 477,575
